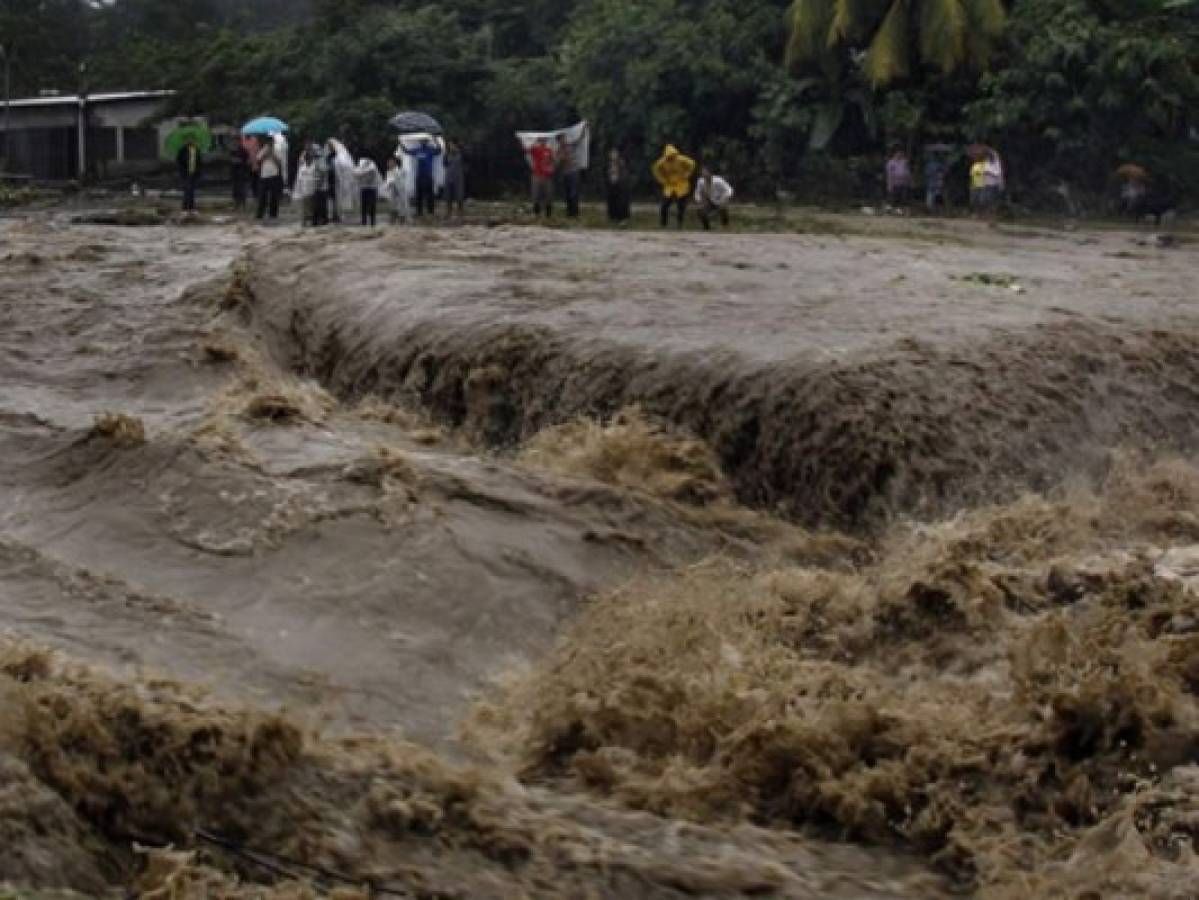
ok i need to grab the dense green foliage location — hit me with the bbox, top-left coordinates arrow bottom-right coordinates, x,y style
1,0 -> 1196,203
966,0 -> 1199,199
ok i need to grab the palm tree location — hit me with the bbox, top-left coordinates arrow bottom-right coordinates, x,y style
787,0 -> 1008,86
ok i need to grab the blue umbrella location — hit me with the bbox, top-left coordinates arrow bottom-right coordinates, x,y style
241,116 -> 289,136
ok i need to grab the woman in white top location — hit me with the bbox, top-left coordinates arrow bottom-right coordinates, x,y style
255,137 -> 284,220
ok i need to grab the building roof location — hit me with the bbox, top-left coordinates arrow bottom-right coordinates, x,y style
2,90 -> 175,109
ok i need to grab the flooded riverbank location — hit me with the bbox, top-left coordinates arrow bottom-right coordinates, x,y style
1,208 -> 1196,896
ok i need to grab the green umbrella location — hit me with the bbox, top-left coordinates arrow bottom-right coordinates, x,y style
161,121 -> 214,162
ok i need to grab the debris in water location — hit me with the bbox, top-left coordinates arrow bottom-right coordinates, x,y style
478,459 -> 1199,896
91,413 -> 146,447
520,407 -> 731,505
953,272 -> 1026,292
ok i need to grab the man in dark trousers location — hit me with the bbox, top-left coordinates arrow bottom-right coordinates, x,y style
402,137 -> 442,218
557,133 -> 581,218
177,135 -> 202,212
229,142 -> 249,211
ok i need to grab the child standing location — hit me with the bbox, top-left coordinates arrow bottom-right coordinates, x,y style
294,149 -> 318,227
384,157 -> 409,225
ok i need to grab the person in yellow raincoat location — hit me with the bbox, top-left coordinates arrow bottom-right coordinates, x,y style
652,144 -> 696,229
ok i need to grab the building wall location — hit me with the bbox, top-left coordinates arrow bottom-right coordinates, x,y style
2,128 -> 77,179
1,96 -> 172,180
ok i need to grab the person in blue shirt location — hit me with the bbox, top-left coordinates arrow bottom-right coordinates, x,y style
402,137 -> 443,218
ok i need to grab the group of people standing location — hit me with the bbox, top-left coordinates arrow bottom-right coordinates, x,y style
525,135 -> 735,231
203,126 -> 740,230
227,136 -> 285,220
524,126 -> 587,219
224,134 -> 466,227
884,143 -> 1006,214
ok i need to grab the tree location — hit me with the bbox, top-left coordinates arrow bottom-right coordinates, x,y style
787,0 -> 1008,85
966,0 -> 1199,196
0,0 -> 93,94
560,0 -> 788,187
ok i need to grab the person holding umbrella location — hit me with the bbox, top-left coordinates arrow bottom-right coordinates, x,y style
390,112 -> 446,219
241,117 -> 290,221
176,135 -> 203,213
164,121 -> 212,213
255,136 -> 284,221
402,137 -> 442,218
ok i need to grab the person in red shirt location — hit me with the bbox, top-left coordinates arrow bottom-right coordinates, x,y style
526,137 -> 556,218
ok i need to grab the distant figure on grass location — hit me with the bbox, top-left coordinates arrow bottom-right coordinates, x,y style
694,166 -> 733,231
969,156 -> 987,213
606,148 -> 630,224
526,137 -> 555,218
229,142 -> 250,211
355,156 -> 383,227
968,145 -> 1005,216
1115,165 -> 1177,227
1115,164 -> 1148,218
885,146 -> 911,209
294,147 -> 318,227
255,137 -> 284,221
924,153 -> 947,212
557,127 -> 586,218
177,135 -> 202,213
652,144 -> 696,229
983,150 -> 1005,210
384,157 -> 409,225
444,141 -> 466,219
402,137 -> 442,218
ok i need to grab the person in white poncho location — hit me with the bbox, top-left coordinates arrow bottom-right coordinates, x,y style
383,157 -> 409,225
694,165 -> 734,230
326,138 -> 358,221
294,147 -> 319,227
355,156 -> 383,227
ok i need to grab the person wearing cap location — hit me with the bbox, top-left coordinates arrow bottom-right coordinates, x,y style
652,144 -> 696,229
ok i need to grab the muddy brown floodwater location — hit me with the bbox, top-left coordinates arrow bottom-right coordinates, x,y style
0,208 -> 1197,898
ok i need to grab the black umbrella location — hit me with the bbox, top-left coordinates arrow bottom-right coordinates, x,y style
389,111 -> 444,136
